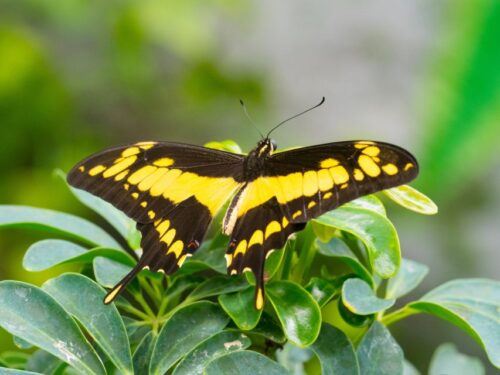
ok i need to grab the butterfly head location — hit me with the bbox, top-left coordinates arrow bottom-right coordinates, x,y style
256,138 -> 277,157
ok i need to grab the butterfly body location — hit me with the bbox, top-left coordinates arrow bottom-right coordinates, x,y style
68,137 -> 418,309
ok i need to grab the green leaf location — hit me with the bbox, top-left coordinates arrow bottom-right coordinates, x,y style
403,359 -> 420,375
357,322 -> 403,375
204,140 -> 243,154
0,352 -> 30,370
204,350 -> 289,375
409,278 -> 500,368
384,185 -> 438,215
0,205 -> 120,248
149,301 -> 229,375
187,275 -> 249,301
173,331 -> 251,375
23,240 -> 135,272
342,278 -> 394,315
344,195 -> 386,216
313,204 -> 400,278
181,245 -> 226,275
0,281 -> 105,375
133,332 -> 155,375
315,238 -> 374,286
386,258 -> 429,299
93,256 -> 133,288
42,273 -> 133,375
13,336 -> 32,349
305,277 -> 341,307
266,281 -> 321,347
429,343 -> 484,375
248,313 -> 286,344
275,343 -> 312,374
26,350 -> 63,374
0,369 -> 41,375
310,323 -> 360,375
219,286 -> 262,330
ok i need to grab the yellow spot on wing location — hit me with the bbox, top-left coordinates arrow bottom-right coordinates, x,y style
282,217 -> 289,228
265,221 -> 281,239
234,240 -> 247,256
138,168 -> 168,191
162,229 -> 176,246
131,192 -> 139,199
128,166 -> 157,185
136,141 -> 156,150
148,211 -> 155,219
362,146 -> 380,157
330,166 -> 349,184
225,254 -> 233,267
122,147 -> 140,157
168,240 -> 184,257
104,285 -> 122,304
103,156 -> 137,178
320,158 -> 340,168
292,210 -> 302,219
255,288 -> 264,310
308,201 -> 316,209
353,168 -> 364,181
318,169 -> 333,191
156,220 -> 170,237
153,158 -> 174,167
404,163 -> 414,171
140,201 -> 147,207
382,163 -> 398,175
89,165 -> 106,176
78,166 -> 85,172
150,169 -> 182,196
177,253 -> 191,267
323,192 -> 333,199
248,230 -> 264,248
115,170 -> 129,181
303,171 -> 318,197
358,155 -> 381,177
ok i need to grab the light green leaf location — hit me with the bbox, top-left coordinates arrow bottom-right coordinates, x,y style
204,140 -> 243,154
357,322 -> 403,375
186,275 -> 248,301
173,331 -> 251,375
0,368 -> 41,375
23,240 -> 134,272
133,332 -> 155,375
13,336 -> 32,349
219,286 -> 262,330
344,195 -> 386,216
384,185 -> 438,215
386,258 -> 429,299
180,245 -> 226,275
409,278 -> 500,368
0,281 -> 105,375
266,281 -> 321,347
275,343 -> 312,374
403,359 -> 420,375
310,323 -> 360,375
205,351 -> 289,375
26,350 -> 63,374
42,273 -> 133,374
315,238 -> 374,286
313,205 -> 400,278
149,301 -> 229,375
93,257 -> 132,288
429,343 -> 484,375
0,205 -> 120,248
305,277 -> 341,307
0,352 -> 29,370
342,278 -> 394,315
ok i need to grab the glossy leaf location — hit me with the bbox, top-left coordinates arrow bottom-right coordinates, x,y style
219,286 -> 262,330
23,240 -> 134,272
342,278 -> 394,315
266,281 -> 321,347
42,273 -> 133,374
386,258 -> 429,299
93,256 -> 132,288
344,195 -> 386,216
313,205 -> 400,278
429,343 -> 484,375
275,343 -> 312,374
310,323 -> 359,375
187,275 -> 248,301
315,238 -> 373,286
248,313 -> 286,344
0,369 -> 41,375
0,205 -> 120,248
357,322 -> 403,375
150,301 -> 229,375
132,332 -> 155,375
205,350 -> 289,375
305,277 -> 341,307
409,278 -> 500,368
13,336 -> 32,350
384,185 -> 438,215
181,245 -> 226,275
25,350 -> 63,374
403,359 -> 420,375
173,331 -> 251,375
0,281 -> 105,375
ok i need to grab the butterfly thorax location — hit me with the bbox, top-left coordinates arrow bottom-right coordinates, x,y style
243,138 -> 276,180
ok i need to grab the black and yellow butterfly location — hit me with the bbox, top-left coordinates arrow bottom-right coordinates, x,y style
68,131 -> 418,309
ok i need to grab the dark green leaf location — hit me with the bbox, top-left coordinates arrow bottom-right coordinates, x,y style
0,205 -> 120,248
149,301 -> 229,375
205,350 -> 289,375
409,278 -> 500,368
26,350 -> 63,374
180,246 -> 226,275
315,238 -> 373,286
248,313 -> 286,344
384,185 -> 438,215
186,275 -> 248,301
338,299 -> 373,327
357,322 -> 403,375
132,332 -> 155,375
42,273 -> 133,374
219,286 -> 262,330
173,331 -> 251,375
310,323 -> 360,375
386,258 -> 428,299
266,281 -> 321,347
429,343 -> 484,375
0,281 -> 105,375
313,205 -> 400,278
305,277 -> 341,307
342,278 -> 394,315
23,240 -> 134,272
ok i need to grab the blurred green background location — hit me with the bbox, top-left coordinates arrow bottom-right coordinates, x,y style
0,0 -> 498,372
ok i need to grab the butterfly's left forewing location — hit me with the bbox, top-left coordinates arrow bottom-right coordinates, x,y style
67,141 -> 244,303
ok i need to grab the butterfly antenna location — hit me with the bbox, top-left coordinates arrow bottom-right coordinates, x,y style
240,99 -> 264,139
266,96 -> 325,138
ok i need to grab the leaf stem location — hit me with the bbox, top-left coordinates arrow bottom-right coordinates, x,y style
380,306 -> 419,326
116,301 -> 150,321
132,291 -> 156,317
138,277 -> 160,308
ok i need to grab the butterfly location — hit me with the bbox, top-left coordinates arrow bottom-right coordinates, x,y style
67,103 -> 418,310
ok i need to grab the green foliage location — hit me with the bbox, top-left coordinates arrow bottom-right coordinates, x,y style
0,147 -> 498,374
